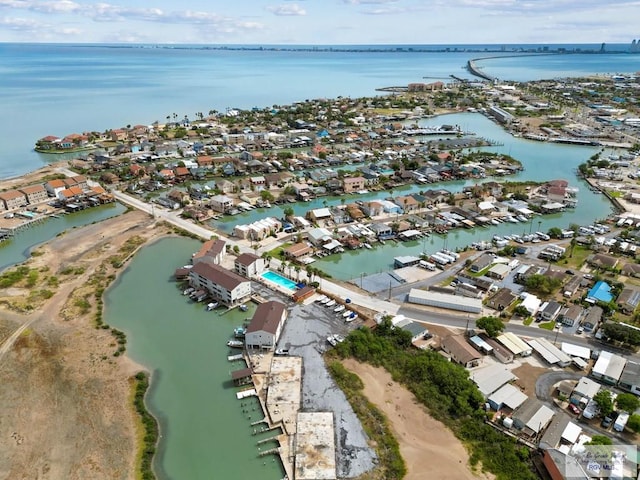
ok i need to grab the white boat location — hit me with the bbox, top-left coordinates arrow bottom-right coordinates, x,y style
334,334 -> 345,344
206,302 -> 219,311
490,219 -> 499,225
325,299 -> 336,308
506,216 -> 519,223
363,243 -> 372,250
516,215 -> 529,222
320,297 -> 331,304
315,295 -> 328,303
342,310 -> 353,318
227,340 -> 243,348
334,304 -> 345,313
345,313 -> 358,323
183,287 -> 195,296
239,304 -> 248,312
326,335 -> 337,347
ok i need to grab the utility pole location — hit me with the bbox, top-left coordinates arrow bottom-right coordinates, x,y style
388,279 -> 392,301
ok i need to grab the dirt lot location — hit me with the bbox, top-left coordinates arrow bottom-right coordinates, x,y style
0,209 -> 168,480
342,359 -> 494,480
512,362 -> 549,397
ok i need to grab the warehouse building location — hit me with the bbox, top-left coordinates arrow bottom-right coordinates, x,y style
407,289 -> 482,313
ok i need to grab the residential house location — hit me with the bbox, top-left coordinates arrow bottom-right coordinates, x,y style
57,186 -> 84,202
587,253 -> 619,270
209,194 -> 234,213
541,449 -> 590,480
17,184 -> 48,205
617,286 -> 640,314
591,351 -> 627,385
540,301 -> 562,321
512,398 -> 555,437
581,306 -> 602,332
234,253 -> 265,278
342,176 -> 366,193
395,195 -> 419,213
188,261 -> 251,307
440,335 -> 482,368
487,288 -> 516,311
307,227 -> 333,247
196,155 -> 214,169
469,253 -> 494,273
284,242 -> 313,259
244,301 -> 288,350
0,190 -> 27,210
369,223 -> 393,239
192,238 -> 226,265
360,201 -> 384,217
618,362 -> 640,395
173,166 -> 191,181
44,179 -> 67,197
560,305 -> 584,327
570,377 -> 600,407
487,263 -> 510,280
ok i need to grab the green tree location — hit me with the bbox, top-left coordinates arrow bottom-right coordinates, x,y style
513,305 -> 530,317
593,390 -> 614,417
476,316 -> 505,337
586,435 -> 613,446
283,206 -> 294,218
616,393 -> 640,413
627,414 -> 640,433
260,190 -> 275,202
547,227 -> 562,239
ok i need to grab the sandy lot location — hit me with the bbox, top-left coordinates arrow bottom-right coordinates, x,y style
342,359 -> 493,480
0,209 -> 168,480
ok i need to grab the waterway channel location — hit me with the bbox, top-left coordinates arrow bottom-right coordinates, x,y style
104,237 -> 285,480
213,113 -> 615,280
0,202 -> 126,270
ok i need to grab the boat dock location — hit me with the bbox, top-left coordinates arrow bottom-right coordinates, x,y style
227,354 -> 244,361
236,388 -> 257,400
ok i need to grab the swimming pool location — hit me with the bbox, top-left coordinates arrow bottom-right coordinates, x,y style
261,270 -> 298,291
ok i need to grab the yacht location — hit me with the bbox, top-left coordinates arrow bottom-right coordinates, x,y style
227,340 -> 243,348
315,295 -> 328,303
206,302 -> 219,311
342,310 -> 353,318
334,304 -> 345,313
325,299 -> 336,308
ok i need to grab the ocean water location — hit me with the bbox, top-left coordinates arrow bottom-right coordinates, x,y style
1,43 -> 638,178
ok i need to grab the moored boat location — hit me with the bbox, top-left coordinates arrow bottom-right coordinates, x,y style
239,303 -> 248,311
234,326 -> 247,338
206,302 -> 219,311
334,304 -> 345,313
227,340 -> 243,348
342,310 -> 353,318
315,295 -> 328,303
183,287 -> 195,296
325,299 -> 336,308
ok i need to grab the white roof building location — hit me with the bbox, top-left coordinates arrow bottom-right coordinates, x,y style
488,384 -> 528,411
497,332 -> 533,357
561,342 -> 591,360
527,338 -> 572,367
407,289 -> 482,313
592,351 -> 627,385
471,364 -> 516,397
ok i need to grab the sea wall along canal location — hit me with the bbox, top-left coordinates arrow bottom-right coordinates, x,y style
104,236 -> 285,480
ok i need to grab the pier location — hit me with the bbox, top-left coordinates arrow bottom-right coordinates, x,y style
466,60 -> 495,82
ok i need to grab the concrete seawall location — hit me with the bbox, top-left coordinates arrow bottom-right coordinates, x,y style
466,60 -> 495,82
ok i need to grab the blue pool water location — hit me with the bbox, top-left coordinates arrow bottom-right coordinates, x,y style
261,270 -> 298,291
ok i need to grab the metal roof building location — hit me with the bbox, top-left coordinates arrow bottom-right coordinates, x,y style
527,338 -> 572,367
497,332 -> 532,357
592,351 -> 627,385
407,288 -> 482,313
487,383 -> 527,411
470,363 -> 516,397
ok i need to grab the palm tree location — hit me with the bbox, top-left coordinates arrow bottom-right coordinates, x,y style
294,265 -> 301,282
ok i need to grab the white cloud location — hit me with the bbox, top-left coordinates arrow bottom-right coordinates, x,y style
266,3 -> 306,16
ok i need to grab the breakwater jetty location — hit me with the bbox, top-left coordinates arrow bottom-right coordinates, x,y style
466,60 -> 495,82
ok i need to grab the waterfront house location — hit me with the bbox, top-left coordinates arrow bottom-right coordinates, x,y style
188,261 -> 251,307
0,190 -> 27,210
234,253 -> 265,278
233,217 -> 282,240
440,335 -> 482,368
18,184 -> 49,205
209,194 -> 234,213
245,301 -> 288,350
284,242 -> 313,259
192,238 -> 226,266
360,201 -> 384,217
45,179 -> 67,197
342,176 -> 366,193
57,186 -> 84,202
307,227 -> 333,247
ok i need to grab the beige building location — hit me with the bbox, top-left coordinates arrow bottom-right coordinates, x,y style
244,301 -> 287,350
342,176 -> 365,193
0,190 -> 27,210
18,184 -> 49,204
234,252 -> 266,278
188,261 -> 251,306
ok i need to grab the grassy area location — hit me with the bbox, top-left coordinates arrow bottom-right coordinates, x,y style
523,317 -> 534,326
562,245 -> 591,269
467,265 -> 493,277
266,242 -> 292,259
539,321 -> 556,331
132,372 -> 159,480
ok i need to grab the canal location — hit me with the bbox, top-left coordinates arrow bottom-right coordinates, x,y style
105,237 -> 285,480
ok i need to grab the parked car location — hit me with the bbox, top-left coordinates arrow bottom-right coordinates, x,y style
601,415 -> 615,429
568,403 -> 581,415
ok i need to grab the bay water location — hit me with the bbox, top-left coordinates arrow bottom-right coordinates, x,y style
1,43 -> 637,479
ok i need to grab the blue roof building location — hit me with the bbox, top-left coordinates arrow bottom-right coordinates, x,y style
586,281 -> 613,303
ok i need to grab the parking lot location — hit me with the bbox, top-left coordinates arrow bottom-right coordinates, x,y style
257,284 -> 376,478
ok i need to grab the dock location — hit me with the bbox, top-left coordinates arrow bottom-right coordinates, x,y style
236,388 -> 257,400
258,447 -> 280,457
227,354 -> 244,361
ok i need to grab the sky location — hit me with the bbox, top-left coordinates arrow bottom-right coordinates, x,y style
0,0 -> 638,45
